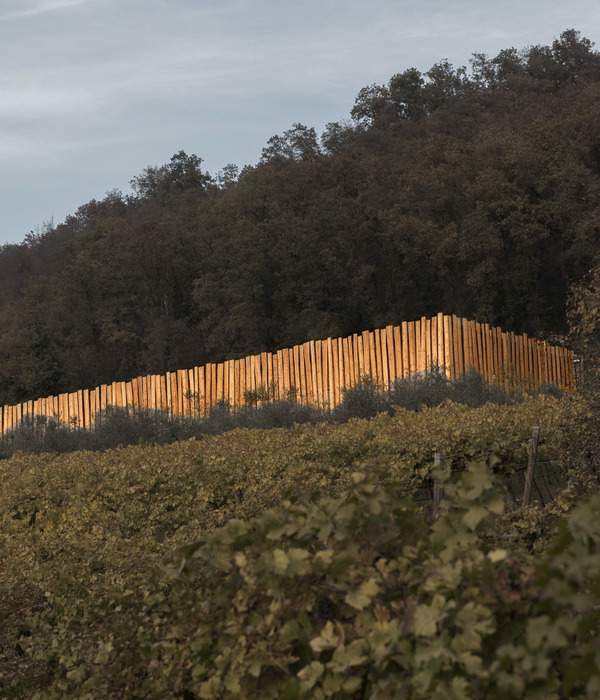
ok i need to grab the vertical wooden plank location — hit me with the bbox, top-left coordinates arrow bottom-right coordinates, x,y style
325,338 -> 334,409
124,380 -> 133,410
358,331 -> 368,378
352,333 -> 361,381
368,331 -> 377,381
76,391 -> 84,428
521,334 -> 529,390
541,342 -> 549,386
500,332 -> 509,392
338,337 -> 346,403
450,317 -> 460,378
258,352 -> 266,395
223,360 -> 235,408
271,354 -> 279,400
216,362 -> 224,403
308,341 -> 317,405
202,363 -> 211,409
190,367 -> 198,414
181,369 -> 190,414
286,346 -> 295,401
319,341 -> 327,408
158,375 -> 166,411
443,315 -> 452,379
209,362 -> 217,410
188,369 -> 196,413
548,344 -> 556,386
154,375 -> 161,410
408,321 -> 417,375
131,377 -> 139,412
429,316 -> 437,371
517,334 -> 524,389
276,350 -> 285,401
223,360 -> 230,405
461,318 -> 471,371
520,335 -> 529,390
473,322 -> 482,374
478,323 -> 490,381
196,366 -> 205,414
67,393 -> 76,427
385,325 -> 396,383
347,335 -> 356,388
313,341 -> 322,407
419,316 -> 431,372
331,338 -> 340,407
265,352 -> 273,397
380,328 -> 390,389
341,337 -> 350,392
511,331 -> 518,389
231,359 -> 239,408
291,346 -> 300,403
413,320 -> 420,373
453,317 -> 463,377
144,376 -> 151,410
120,380 -> 127,407
308,341 -> 317,406
87,390 -> 95,426
393,325 -> 403,380
470,321 -> 479,372
247,356 -> 255,398
403,322 -> 411,377
373,329 -> 382,386
300,342 -> 310,405
164,372 -> 172,414
296,344 -> 306,404
436,313 -> 444,375
516,335 -> 525,391
173,370 -> 182,415
166,372 -> 174,414
58,393 -> 68,426
494,328 -> 503,388
483,324 -> 492,383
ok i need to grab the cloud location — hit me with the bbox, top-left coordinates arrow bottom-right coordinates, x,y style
0,0 -> 99,22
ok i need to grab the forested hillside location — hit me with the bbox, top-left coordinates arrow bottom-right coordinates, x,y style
2,29 -> 600,406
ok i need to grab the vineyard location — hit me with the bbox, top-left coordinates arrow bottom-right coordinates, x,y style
2,392 -> 600,697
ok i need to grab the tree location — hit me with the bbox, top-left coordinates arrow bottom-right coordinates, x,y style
260,123 -> 322,163
130,151 -> 212,202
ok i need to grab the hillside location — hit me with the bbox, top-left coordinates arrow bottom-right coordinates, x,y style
0,30 -> 599,406
4,394 -> 600,697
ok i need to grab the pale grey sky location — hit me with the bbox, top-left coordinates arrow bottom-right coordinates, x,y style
0,0 -> 598,245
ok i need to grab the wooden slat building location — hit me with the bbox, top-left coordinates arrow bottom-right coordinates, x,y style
0,314 -> 576,433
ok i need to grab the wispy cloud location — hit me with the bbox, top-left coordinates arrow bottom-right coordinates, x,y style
0,0 -> 99,22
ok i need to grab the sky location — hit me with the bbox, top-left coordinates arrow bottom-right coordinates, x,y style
0,0 -> 598,246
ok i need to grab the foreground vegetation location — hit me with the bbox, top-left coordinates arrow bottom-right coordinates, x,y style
2,391 -> 600,697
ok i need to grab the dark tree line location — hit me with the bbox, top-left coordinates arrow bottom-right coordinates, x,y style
1,30 -> 600,405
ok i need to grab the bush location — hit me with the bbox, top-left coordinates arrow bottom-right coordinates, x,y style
0,371 -> 565,458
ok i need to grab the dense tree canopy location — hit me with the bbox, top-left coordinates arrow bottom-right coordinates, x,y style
0,29 -> 599,404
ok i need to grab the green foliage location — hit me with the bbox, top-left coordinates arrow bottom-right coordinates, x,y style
1,394 -> 594,697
